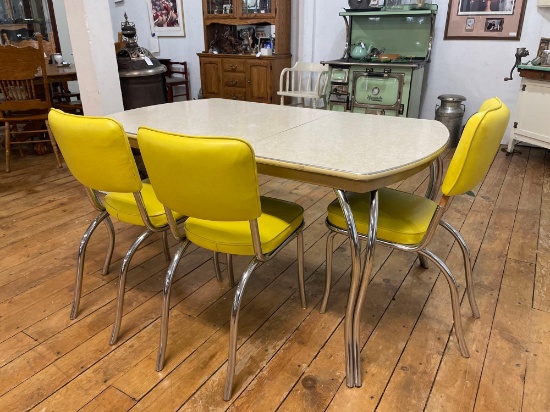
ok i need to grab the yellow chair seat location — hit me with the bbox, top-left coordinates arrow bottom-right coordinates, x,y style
327,188 -> 437,245
104,183 -> 184,228
185,196 -> 304,255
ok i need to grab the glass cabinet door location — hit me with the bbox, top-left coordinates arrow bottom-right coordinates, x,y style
205,0 -> 234,17
0,0 -> 55,45
241,0 -> 272,16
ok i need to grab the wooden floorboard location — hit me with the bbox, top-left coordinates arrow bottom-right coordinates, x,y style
1,148 -> 550,411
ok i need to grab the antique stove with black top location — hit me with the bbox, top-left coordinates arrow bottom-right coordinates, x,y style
322,3 -> 437,117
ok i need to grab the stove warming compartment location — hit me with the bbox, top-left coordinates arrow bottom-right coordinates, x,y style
322,5 -> 437,117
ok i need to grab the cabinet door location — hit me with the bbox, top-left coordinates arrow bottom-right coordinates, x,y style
240,0 -> 275,18
245,60 -> 271,103
514,79 -> 550,144
200,57 -> 222,98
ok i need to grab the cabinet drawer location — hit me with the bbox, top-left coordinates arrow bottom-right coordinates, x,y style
519,69 -> 550,82
223,73 -> 246,88
223,87 -> 246,100
223,60 -> 245,73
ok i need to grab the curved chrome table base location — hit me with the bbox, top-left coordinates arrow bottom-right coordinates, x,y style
351,189 -> 378,386
334,189 -> 364,388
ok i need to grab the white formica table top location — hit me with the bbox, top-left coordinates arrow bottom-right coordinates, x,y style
110,99 -> 449,192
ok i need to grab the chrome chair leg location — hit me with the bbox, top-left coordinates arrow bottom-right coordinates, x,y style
214,253 -> 236,287
321,231 -> 338,314
214,252 -> 224,284
70,210 -> 110,320
110,229 -> 154,345
156,240 -> 191,371
418,254 -> 430,269
224,258 -> 262,401
101,217 -> 115,276
297,229 -> 307,309
227,254 -> 235,287
162,230 -> 171,262
419,249 -> 470,358
440,220 -> 480,318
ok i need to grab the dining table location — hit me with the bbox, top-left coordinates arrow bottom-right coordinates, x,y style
41,63 -> 78,83
109,98 -> 449,388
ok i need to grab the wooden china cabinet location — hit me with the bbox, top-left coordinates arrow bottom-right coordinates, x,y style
198,0 -> 291,104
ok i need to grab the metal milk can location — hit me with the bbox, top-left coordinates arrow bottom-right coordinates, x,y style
435,94 -> 466,148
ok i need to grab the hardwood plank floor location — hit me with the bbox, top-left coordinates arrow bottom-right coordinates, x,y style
1,146 -> 550,411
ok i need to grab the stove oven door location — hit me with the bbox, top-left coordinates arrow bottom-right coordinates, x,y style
351,72 -> 404,116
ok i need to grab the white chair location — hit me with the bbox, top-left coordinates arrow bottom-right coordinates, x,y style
278,61 -> 328,109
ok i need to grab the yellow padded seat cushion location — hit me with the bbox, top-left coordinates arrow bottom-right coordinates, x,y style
327,188 -> 437,245
184,196 -> 304,255
104,183 -> 183,228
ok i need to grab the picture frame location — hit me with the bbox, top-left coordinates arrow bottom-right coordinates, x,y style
147,0 -> 185,37
537,38 -> 550,57
444,0 -> 527,40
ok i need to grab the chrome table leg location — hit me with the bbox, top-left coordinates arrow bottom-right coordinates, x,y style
335,189 -> 362,388
352,189 -> 378,387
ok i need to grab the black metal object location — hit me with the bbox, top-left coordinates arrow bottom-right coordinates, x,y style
116,14 -> 167,110
504,47 -> 529,82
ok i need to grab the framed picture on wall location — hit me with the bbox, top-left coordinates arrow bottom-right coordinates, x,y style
538,38 -> 550,57
444,0 -> 527,39
147,0 -> 185,37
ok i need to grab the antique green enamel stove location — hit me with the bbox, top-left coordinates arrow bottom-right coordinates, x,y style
322,4 -> 437,117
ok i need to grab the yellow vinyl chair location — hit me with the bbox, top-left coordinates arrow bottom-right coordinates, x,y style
322,97 -> 510,358
137,127 -> 306,401
47,109 -> 185,333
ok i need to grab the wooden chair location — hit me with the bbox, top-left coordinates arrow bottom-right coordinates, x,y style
163,61 -> 190,102
7,32 -> 57,62
114,32 -> 127,54
278,61 -> 328,109
52,84 -> 83,115
5,32 -> 82,114
0,34 -> 63,172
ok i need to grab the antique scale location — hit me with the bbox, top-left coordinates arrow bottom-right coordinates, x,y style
322,1 -> 437,117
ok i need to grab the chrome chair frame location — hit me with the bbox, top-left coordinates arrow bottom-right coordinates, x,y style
322,190 -> 480,360
155,207 -> 306,401
107,191 -> 177,343
72,187 -> 173,321
108,200 -> 233,344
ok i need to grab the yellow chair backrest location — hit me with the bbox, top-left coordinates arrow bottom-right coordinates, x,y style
137,127 -> 262,222
48,109 -> 142,193
441,97 -> 510,197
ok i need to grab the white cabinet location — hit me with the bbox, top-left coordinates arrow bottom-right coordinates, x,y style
507,69 -> 550,152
